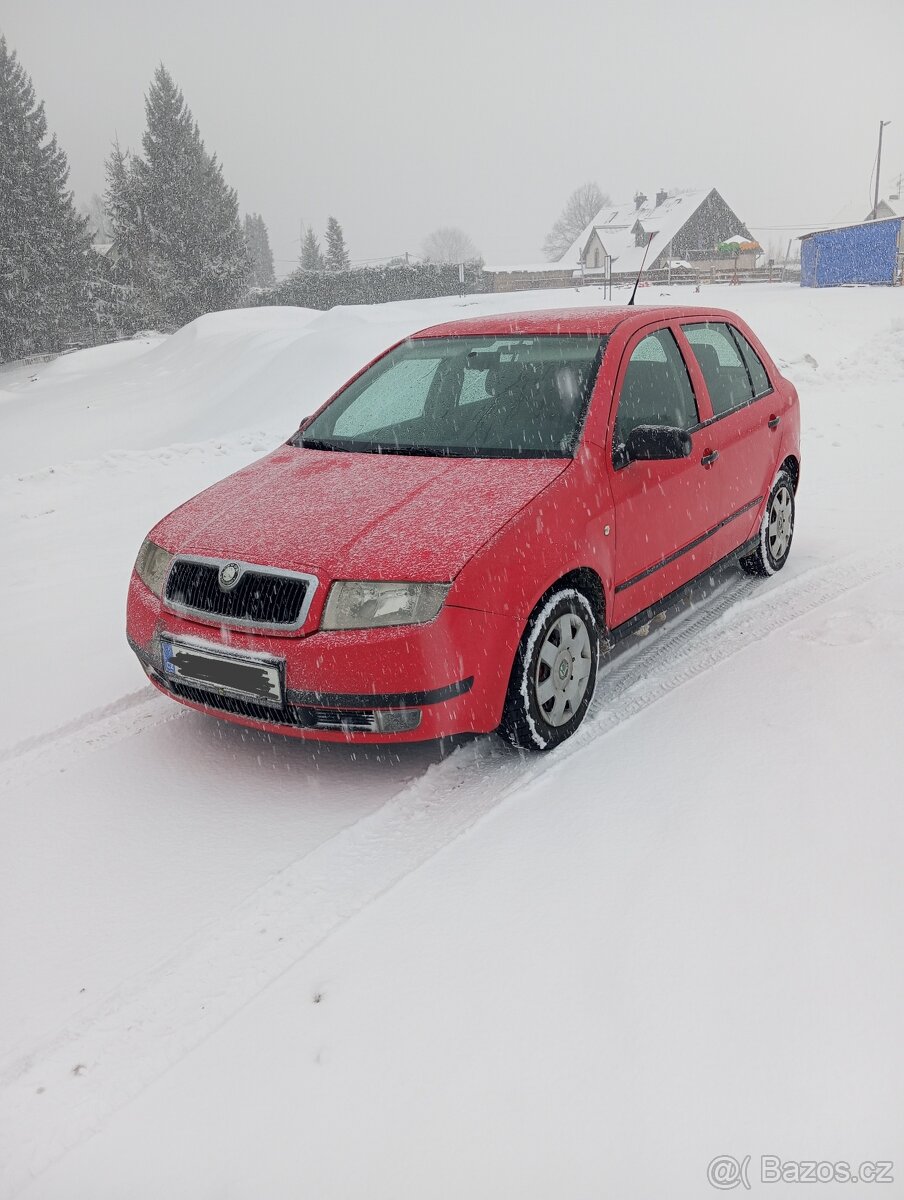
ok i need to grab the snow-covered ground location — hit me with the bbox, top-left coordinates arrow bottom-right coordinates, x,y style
1,283 -> 902,1199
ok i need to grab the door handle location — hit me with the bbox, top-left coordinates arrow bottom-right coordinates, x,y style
768,415 -> 781,430
701,450 -> 719,468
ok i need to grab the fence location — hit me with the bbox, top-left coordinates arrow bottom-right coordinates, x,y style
595,264 -> 801,290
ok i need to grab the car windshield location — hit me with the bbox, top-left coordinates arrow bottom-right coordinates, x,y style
293,334 -> 605,458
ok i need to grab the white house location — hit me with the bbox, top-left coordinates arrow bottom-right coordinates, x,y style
562,187 -> 757,277
485,187 -> 757,291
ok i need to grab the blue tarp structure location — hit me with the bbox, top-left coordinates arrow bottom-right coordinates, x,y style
800,217 -> 903,287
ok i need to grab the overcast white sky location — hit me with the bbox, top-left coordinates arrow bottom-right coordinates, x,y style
4,0 -> 903,273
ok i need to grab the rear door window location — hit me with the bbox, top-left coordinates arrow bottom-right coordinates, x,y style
613,328 -> 698,456
682,322 -> 755,417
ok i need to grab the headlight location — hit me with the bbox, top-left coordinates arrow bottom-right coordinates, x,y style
321,581 -> 450,630
134,538 -> 174,598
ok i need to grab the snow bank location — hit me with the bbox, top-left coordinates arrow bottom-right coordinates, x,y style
0,308 -> 316,474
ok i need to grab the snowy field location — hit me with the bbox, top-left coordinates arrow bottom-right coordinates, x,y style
1,283 -> 903,1198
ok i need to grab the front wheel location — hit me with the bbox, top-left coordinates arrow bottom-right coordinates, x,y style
498,589 -> 599,752
740,470 -> 795,577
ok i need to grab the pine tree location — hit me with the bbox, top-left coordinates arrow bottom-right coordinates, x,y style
101,142 -> 147,333
324,216 -> 350,271
106,65 -> 251,329
243,213 -> 275,287
299,227 -> 324,271
0,37 -> 92,360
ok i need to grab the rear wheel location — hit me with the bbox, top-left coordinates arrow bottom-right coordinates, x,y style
498,589 -> 599,752
740,470 -> 795,577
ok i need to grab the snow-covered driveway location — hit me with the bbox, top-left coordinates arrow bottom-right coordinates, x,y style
1,285 -> 902,1198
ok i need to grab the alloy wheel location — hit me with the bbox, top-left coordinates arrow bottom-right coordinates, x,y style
768,484 -> 794,562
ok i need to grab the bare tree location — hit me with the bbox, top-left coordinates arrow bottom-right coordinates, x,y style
543,182 -> 611,261
421,226 -> 480,264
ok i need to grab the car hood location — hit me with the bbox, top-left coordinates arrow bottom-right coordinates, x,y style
153,445 -> 568,580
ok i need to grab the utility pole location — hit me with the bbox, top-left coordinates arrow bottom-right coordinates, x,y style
873,120 -> 892,218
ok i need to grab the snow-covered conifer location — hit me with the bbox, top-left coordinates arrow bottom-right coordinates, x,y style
0,37 -> 92,360
299,227 -> 325,272
324,216 -> 350,271
107,66 -> 250,329
244,214 -> 276,287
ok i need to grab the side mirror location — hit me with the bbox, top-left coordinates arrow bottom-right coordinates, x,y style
623,424 -> 693,463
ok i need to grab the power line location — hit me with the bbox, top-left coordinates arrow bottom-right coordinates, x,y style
748,222 -> 865,230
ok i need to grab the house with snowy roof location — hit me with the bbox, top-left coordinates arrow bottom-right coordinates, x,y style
565,187 -> 757,276
485,187 -> 757,291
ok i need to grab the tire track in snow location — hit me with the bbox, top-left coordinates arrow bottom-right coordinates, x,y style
0,689 -> 165,760
574,549 -> 904,755
1,549 -> 899,1198
0,690 -> 177,789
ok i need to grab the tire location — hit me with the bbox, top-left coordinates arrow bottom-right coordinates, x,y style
498,588 -> 599,752
740,469 -> 795,577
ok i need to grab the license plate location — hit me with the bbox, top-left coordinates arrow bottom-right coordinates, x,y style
161,637 -> 283,706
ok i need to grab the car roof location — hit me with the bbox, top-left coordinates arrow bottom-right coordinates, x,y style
412,305 -> 743,339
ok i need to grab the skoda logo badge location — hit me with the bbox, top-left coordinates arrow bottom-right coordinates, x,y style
218,561 -> 241,590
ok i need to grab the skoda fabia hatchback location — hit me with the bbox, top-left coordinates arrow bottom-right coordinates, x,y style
128,305 -> 800,751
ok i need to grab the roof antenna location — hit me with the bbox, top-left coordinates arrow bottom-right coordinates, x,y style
627,232 -> 654,306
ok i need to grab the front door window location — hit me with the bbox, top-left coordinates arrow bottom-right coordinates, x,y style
613,329 -> 699,459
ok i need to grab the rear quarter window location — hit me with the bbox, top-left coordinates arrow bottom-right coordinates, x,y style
728,327 -> 773,397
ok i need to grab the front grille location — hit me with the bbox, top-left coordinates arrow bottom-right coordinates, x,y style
164,679 -> 378,732
165,559 -> 311,627
168,680 -> 294,723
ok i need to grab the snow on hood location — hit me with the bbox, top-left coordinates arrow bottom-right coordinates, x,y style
152,444 -> 568,581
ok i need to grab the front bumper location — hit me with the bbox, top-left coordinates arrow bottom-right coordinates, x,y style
127,572 -> 521,743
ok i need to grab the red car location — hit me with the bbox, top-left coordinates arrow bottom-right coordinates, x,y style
127,305 -> 800,751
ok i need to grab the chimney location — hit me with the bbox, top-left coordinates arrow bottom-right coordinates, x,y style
634,191 -> 647,211
656,188 -> 668,207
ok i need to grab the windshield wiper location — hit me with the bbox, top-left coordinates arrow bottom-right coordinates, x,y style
295,437 -> 555,459
367,443 -> 457,457
296,436 -> 350,452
